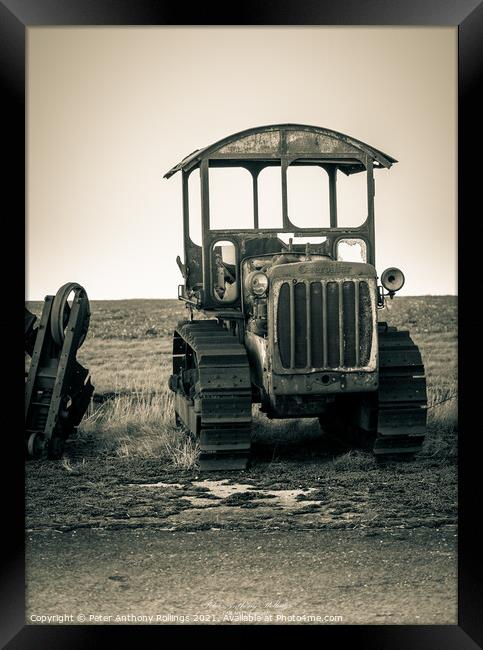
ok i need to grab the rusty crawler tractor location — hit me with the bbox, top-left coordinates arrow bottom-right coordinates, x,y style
25,282 -> 94,458
166,124 -> 427,470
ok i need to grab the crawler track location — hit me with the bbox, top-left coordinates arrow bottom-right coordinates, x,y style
170,320 -> 252,470
374,324 -> 427,457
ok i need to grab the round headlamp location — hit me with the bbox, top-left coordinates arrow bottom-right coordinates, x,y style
246,270 -> 269,297
381,267 -> 405,293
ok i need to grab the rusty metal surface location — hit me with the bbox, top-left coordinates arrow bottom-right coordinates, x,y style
165,124 -> 427,466
164,124 -> 396,178
25,284 -> 94,459
169,320 -> 252,470
268,260 -> 378,375
25,307 -> 38,357
50,282 -> 90,349
373,326 -> 427,456
170,125 -> 390,308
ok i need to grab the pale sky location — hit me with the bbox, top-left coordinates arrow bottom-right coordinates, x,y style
27,27 -> 456,300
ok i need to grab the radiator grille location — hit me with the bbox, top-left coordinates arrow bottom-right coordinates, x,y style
276,279 -> 373,370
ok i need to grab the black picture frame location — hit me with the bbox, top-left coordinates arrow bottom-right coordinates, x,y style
3,1 -> 482,647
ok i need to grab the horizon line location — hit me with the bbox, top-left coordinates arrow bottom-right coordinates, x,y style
26,293 -> 458,302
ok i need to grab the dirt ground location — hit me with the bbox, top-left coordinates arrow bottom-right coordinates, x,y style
25,448 -> 458,625
26,527 -> 457,625
25,296 -> 458,625
26,452 -> 456,533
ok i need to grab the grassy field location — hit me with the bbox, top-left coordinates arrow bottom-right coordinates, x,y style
25,295 -> 457,535
25,296 -> 458,629
26,295 -> 457,468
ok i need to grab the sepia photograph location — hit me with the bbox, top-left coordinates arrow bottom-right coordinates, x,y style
22,25 -> 460,628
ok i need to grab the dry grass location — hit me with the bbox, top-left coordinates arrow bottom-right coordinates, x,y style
424,394 -> 458,459
37,296 -> 456,471
79,389 -> 198,469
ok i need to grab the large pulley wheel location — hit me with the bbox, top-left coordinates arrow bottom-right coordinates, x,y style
50,282 -> 90,349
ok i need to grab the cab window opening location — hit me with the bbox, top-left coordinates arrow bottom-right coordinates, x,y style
211,240 -> 238,302
187,168 -> 202,246
208,167 -> 253,230
197,161 -> 371,237
257,166 -> 283,229
336,238 -> 368,263
336,167 -> 368,228
287,164 -> 331,229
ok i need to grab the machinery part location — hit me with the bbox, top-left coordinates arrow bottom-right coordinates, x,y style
317,324 -> 427,458
25,308 -> 38,357
46,435 -> 65,460
50,282 -> 90,349
165,125 -> 429,470
373,324 -> 427,457
27,432 -> 45,458
25,283 -> 94,459
170,320 -> 252,470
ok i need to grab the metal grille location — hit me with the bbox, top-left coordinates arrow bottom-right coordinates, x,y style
276,279 -> 373,370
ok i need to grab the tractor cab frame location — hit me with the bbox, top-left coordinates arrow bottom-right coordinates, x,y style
165,124 -> 397,313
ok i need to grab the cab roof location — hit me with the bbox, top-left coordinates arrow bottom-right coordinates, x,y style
164,123 -> 397,179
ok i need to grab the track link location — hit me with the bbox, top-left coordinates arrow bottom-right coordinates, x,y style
374,323 -> 427,458
170,320 -> 252,470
